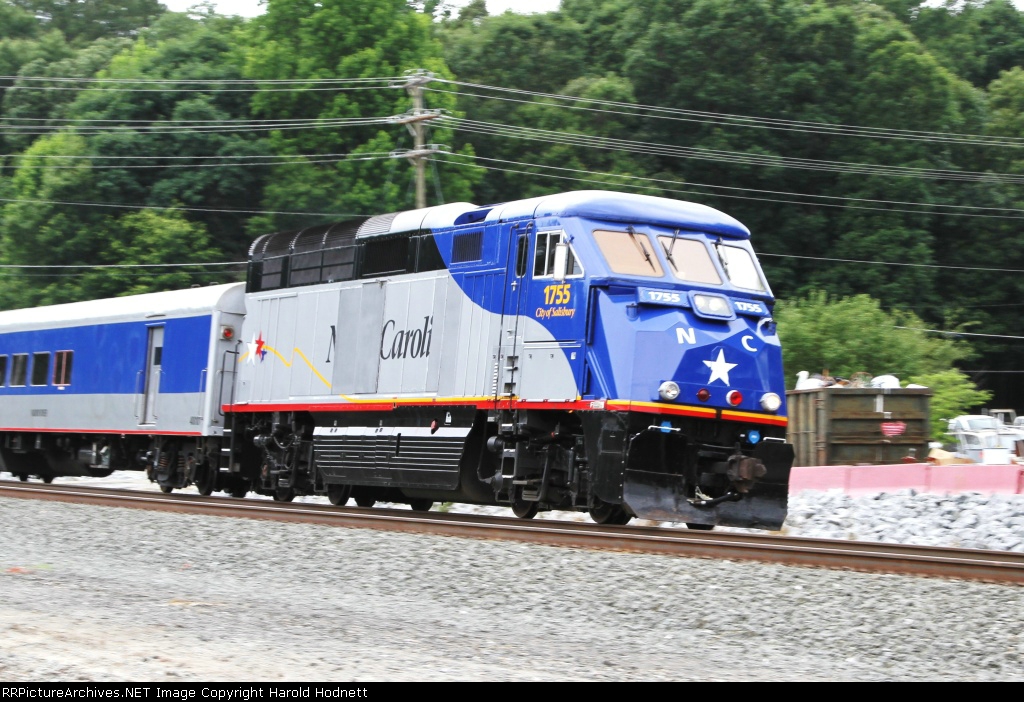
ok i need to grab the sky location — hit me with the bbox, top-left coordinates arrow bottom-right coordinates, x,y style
160,0 -> 562,18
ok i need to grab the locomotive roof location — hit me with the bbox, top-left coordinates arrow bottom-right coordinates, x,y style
316,191 -> 750,242
487,191 -> 751,239
0,282 -> 246,331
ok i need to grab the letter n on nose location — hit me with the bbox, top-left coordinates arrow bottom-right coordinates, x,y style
676,327 -> 696,345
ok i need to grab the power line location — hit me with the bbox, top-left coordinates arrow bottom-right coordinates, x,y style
432,79 -> 1024,149
894,326 -> 1024,341
0,270 -> 243,279
456,153 -> 1024,215
3,116 -> 359,124
1,76 -> 399,85
0,261 -> 244,269
961,370 -> 1024,373
434,153 -> 1024,219
439,116 -> 1024,184
3,85 -> 395,93
3,150 -> 388,161
9,71 -> 1019,148
758,253 -> 1024,274
0,196 -> 358,218
2,153 -> 394,170
0,75 -> 400,94
0,118 -> 391,137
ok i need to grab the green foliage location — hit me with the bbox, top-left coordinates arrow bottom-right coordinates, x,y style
909,0 -> 1024,88
243,0 -> 479,230
0,132 -> 226,307
775,290 -> 972,385
907,369 -> 993,441
7,0 -> 164,44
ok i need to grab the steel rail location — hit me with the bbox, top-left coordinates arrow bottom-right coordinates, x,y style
2,480 -> 1022,585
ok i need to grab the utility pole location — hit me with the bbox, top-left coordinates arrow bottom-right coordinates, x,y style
390,70 -> 445,209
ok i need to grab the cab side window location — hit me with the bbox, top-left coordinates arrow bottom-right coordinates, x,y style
533,231 -> 582,278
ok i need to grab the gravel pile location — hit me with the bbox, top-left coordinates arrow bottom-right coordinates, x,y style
781,491 -> 1024,552
0,496 -> 1022,682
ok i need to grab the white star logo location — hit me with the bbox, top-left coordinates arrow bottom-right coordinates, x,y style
246,334 -> 258,365
703,349 -> 737,385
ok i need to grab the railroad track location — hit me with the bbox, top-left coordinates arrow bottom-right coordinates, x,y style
2,479 -> 1022,585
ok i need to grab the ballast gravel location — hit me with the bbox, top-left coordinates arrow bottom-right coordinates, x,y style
0,482 -> 1022,681
780,490 -> 1024,552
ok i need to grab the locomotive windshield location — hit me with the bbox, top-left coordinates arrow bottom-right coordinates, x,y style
593,227 -> 767,291
656,235 -> 722,284
713,241 -> 767,292
592,229 -> 664,277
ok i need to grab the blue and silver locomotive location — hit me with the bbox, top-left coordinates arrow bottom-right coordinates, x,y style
0,191 -> 793,529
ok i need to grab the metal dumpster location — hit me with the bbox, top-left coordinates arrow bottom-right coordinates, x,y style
786,387 -> 931,466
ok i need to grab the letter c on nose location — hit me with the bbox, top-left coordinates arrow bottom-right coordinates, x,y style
741,335 -> 757,352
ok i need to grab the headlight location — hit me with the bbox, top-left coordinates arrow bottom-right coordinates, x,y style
658,381 -> 680,401
691,293 -> 733,319
760,392 -> 782,413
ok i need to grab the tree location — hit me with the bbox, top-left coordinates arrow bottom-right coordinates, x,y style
7,0 -> 164,44
243,0 -> 479,232
775,290 -> 972,385
909,0 -> 1024,89
907,369 -> 993,441
0,131 -> 226,307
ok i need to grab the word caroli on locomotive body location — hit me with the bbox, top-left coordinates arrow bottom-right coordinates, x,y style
0,190 -> 794,528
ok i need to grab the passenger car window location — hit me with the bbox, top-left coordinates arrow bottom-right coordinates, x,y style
10,354 -> 27,387
0,355 -> 6,386
593,229 -> 664,277
656,236 -> 722,285
31,352 -> 49,386
53,350 -> 73,386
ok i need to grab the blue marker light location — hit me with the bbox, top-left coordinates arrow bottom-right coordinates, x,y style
660,420 -> 673,434
747,429 -> 761,444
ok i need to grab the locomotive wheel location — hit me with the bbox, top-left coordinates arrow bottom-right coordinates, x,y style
273,487 -> 295,502
41,476 -> 54,484
195,465 -> 215,496
159,485 -> 174,494
510,487 -> 539,520
408,499 -> 433,512
229,483 -> 248,499
16,474 -> 28,482
354,495 -> 376,508
686,523 -> 715,531
590,501 -> 632,526
327,484 -> 352,506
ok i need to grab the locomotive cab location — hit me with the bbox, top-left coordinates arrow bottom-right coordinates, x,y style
497,193 -> 794,528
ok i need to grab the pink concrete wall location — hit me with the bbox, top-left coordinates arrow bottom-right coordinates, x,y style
845,463 -> 930,495
929,464 -> 1024,495
789,463 -> 1024,495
